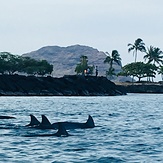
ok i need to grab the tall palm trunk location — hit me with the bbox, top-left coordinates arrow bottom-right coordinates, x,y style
134,50 -> 137,62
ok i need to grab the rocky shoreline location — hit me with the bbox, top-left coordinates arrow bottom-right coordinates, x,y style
0,75 -> 162,96
116,82 -> 163,93
0,75 -> 126,96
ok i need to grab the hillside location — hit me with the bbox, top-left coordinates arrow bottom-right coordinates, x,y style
22,45 -> 132,82
22,45 -> 122,78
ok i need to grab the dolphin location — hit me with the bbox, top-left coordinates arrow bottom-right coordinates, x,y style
39,114 -> 95,130
0,115 -> 16,119
26,114 -> 40,127
26,114 -> 95,130
52,115 -> 95,130
37,115 -> 54,129
26,114 -> 54,129
24,122 -> 70,137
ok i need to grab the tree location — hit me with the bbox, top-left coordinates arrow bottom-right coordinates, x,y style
19,57 -> 38,75
86,65 -> 95,75
144,46 -> 163,66
158,66 -> 163,81
144,46 -> 163,81
119,62 -> 157,82
128,38 -> 146,62
21,57 -> 53,76
144,63 -> 158,82
0,52 -> 22,74
104,50 -> 121,79
36,60 -> 53,76
106,67 -> 116,79
75,55 -> 94,75
0,52 -> 53,76
75,55 -> 88,75
0,58 -> 6,74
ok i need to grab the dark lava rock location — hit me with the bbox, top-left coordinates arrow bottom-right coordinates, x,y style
116,82 -> 163,93
0,75 -> 126,96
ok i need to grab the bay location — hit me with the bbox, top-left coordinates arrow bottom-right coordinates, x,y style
0,94 -> 163,162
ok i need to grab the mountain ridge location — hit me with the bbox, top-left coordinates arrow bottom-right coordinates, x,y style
22,44 -> 122,78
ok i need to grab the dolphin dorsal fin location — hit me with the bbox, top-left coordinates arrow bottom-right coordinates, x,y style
26,114 -> 40,126
85,115 -> 95,128
55,122 -> 69,137
41,115 -> 52,126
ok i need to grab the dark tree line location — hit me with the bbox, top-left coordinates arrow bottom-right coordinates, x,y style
0,52 -> 53,76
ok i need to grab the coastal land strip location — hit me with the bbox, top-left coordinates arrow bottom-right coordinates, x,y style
0,75 -> 162,96
0,75 -> 125,96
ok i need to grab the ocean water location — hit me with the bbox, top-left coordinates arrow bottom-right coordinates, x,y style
0,94 -> 163,163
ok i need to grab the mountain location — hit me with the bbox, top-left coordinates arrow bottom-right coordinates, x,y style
22,45 -> 123,79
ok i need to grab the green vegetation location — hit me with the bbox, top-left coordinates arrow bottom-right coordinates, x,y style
0,52 -> 53,76
119,38 -> 163,82
75,55 -> 94,75
119,62 -> 157,82
1,37 -> 163,82
158,66 -> 163,81
144,46 -> 163,66
73,38 -> 163,82
104,50 -> 121,79
128,38 -> 146,62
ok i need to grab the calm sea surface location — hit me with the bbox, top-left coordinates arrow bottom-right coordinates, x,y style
0,94 -> 163,163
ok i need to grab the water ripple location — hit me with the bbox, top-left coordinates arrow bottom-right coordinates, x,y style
0,94 -> 163,162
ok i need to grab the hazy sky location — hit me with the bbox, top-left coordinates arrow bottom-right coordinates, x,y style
1,0 -> 163,68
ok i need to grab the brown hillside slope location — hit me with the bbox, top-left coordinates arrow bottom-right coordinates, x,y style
22,45 -> 122,77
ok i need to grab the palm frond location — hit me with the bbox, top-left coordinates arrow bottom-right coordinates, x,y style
128,46 -> 135,53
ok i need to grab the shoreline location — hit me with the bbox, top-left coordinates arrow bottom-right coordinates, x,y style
115,82 -> 163,93
0,74 -> 163,96
0,75 -> 126,96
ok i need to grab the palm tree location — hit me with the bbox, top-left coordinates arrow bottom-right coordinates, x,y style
144,46 -> 163,82
75,55 -> 88,75
104,50 -> 121,79
106,67 -> 116,79
128,38 -> 146,62
158,66 -> 163,81
144,46 -> 163,66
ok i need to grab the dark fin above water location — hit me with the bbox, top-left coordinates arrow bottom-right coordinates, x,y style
85,115 -> 95,128
52,115 -> 95,130
0,115 -> 16,119
54,122 -> 70,137
41,115 -> 52,126
24,122 -> 70,137
26,114 -> 40,127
